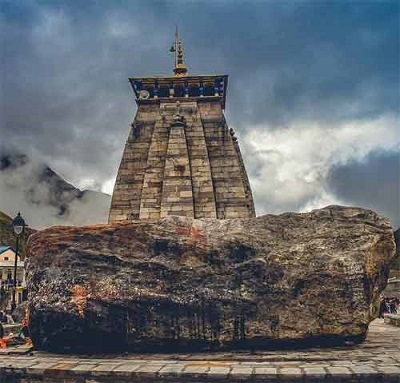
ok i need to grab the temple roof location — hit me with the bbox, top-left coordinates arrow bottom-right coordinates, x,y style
128,30 -> 228,109
129,74 -> 228,109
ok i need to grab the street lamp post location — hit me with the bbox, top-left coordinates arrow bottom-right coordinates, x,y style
11,212 -> 26,312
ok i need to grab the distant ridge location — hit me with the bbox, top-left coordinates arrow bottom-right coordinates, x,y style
0,151 -> 111,229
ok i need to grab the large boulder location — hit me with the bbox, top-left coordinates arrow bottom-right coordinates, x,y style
26,206 -> 396,352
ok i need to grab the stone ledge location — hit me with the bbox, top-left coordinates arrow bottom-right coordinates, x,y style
0,320 -> 399,382
1,365 -> 400,383
384,314 -> 400,327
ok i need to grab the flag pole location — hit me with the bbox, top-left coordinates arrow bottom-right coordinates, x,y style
175,25 -> 179,73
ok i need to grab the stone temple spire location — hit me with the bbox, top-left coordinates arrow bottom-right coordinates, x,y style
172,26 -> 188,77
108,32 -> 255,223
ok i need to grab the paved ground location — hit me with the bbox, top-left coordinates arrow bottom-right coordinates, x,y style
0,319 -> 399,382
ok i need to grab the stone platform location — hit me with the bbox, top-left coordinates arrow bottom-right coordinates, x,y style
0,320 -> 399,382
385,314 -> 400,327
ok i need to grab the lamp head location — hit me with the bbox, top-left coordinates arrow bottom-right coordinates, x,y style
12,212 -> 26,237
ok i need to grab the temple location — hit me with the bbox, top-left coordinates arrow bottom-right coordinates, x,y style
108,30 -> 255,222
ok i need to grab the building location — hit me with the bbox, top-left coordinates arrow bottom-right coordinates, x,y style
0,246 -> 26,307
109,31 -> 255,223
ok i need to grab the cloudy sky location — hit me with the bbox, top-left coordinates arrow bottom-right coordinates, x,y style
1,0 -> 399,228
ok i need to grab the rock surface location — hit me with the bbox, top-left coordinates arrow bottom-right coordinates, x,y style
26,206 -> 396,352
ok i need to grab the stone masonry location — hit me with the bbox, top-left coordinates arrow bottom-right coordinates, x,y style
108,74 -> 255,223
1,320 -> 399,382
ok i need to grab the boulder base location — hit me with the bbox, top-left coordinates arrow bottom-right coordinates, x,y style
26,206 -> 395,352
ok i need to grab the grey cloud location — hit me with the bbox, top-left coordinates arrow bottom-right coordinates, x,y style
225,2 -> 398,127
327,150 -> 400,229
0,149 -> 110,229
1,0 -> 399,220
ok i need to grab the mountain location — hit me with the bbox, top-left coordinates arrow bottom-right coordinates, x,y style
0,152 -> 111,230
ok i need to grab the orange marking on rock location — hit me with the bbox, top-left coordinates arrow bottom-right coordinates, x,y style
177,227 -> 191,236
70,285 -> 88,318
189,226 -> 205,244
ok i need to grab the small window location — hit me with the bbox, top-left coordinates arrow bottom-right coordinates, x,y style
174,86 -> 185,98
204,84 -> 214,96
158,86 -> 169,98
4,257 -> 8,261
189,86 -> 200,97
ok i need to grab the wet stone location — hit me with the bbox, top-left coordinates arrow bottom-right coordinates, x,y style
303,367 -> 326,376
183,365 -> 210,374
229,367 -> 254,379
208,366 -> 231,378
134,363 -> 165,374
159,365 -> 185,374
326,366 -> 353,375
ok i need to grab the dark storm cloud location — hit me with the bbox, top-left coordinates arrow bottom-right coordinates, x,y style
1,0 -> 176,185
327,150 -> 400,229
1,0 -> 399,220
157,1 -> 399,127
247,4 -> 397,126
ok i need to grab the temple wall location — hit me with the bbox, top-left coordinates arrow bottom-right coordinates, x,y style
160,119 -> 194,218
108,104 -> 157,222
198,101 -> 254,219
109,98 -> 255,223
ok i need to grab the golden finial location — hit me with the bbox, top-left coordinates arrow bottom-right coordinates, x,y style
170,26 -> 188,77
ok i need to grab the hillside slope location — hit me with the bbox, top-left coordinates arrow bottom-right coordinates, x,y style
0,152 -> 111,229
